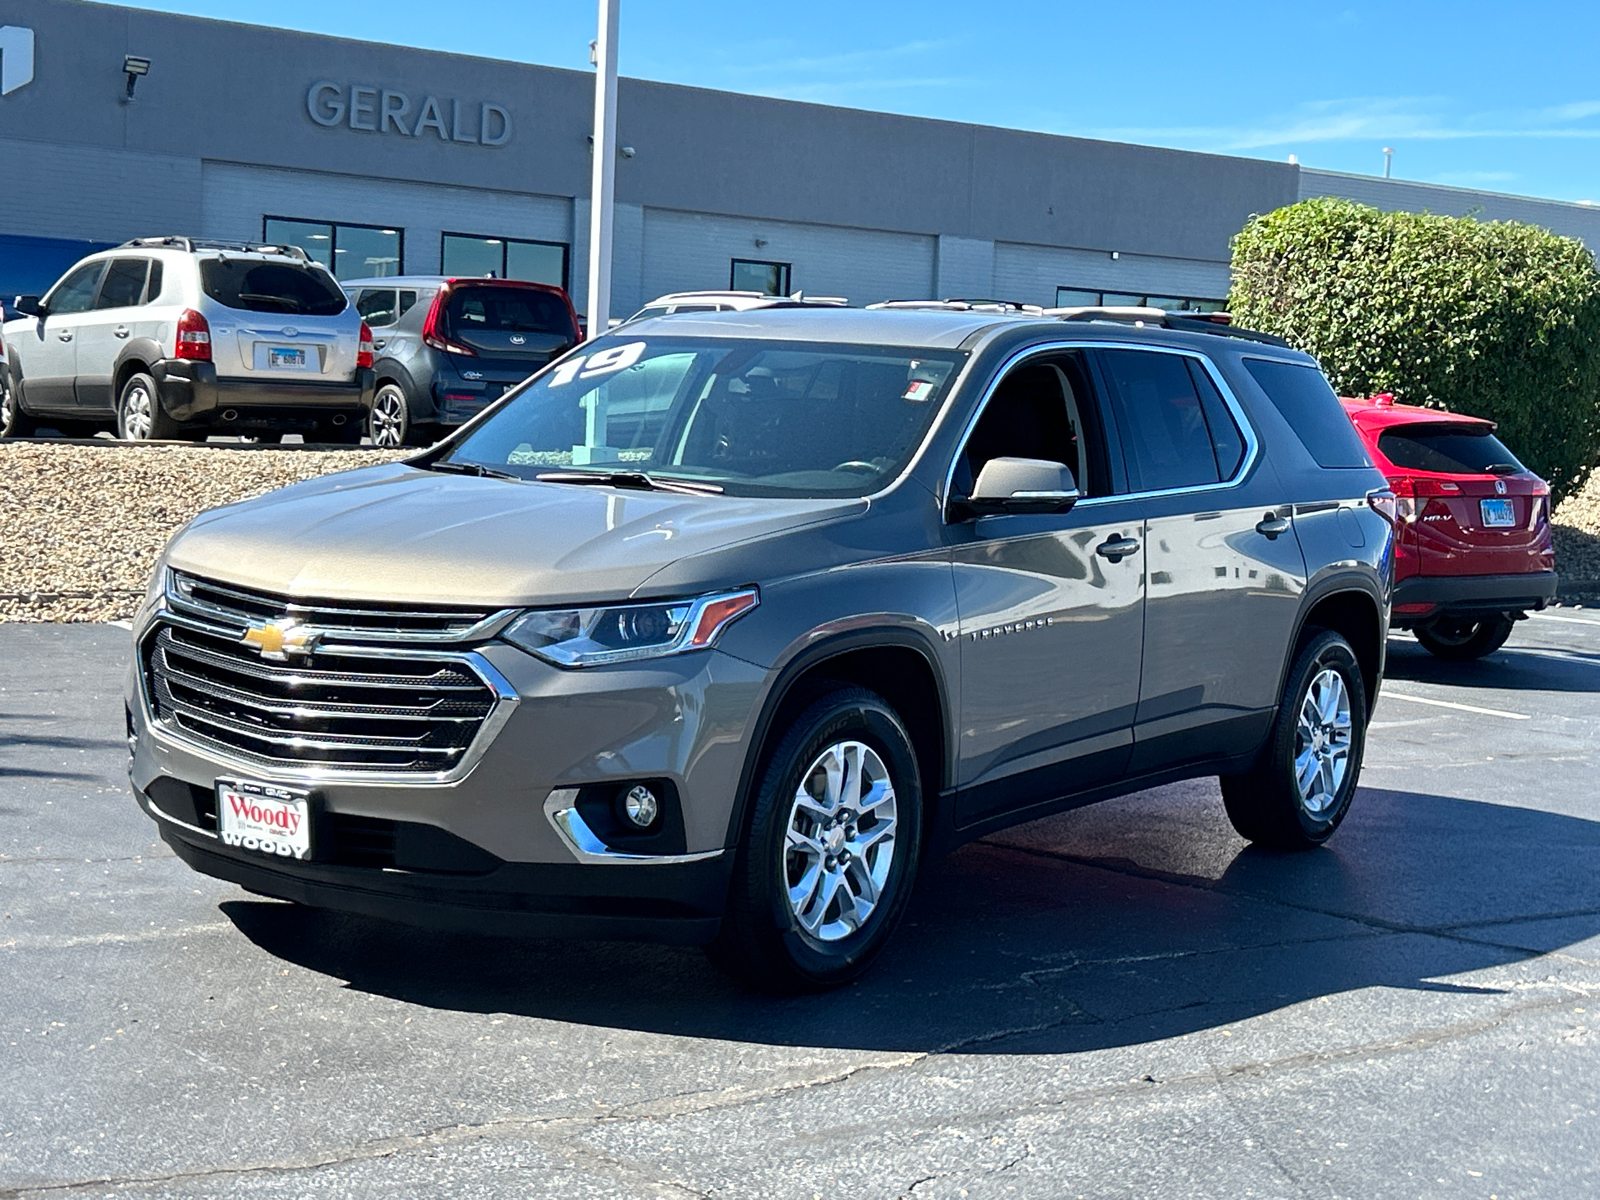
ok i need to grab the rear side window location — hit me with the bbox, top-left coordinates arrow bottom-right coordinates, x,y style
200,259 -> 347,316
1242,358 -> 1371,469
1100,349 -> 1239,491
444,287 -> 573,338
1378,424 -> 1525,475
94,259 -> 150,309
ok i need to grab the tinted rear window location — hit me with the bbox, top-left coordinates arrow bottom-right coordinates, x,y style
1242,358 -> 1372,469
444,287 -> 573,338
200,260 -> 347,316
1378,425 -> 1524,475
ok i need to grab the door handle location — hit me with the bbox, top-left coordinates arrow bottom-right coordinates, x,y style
372,339 -> 387,350
1095,535 -> 1141,562
113,326 -> 131,339
57,330 -> 73,342
1256,512 -> 1292,539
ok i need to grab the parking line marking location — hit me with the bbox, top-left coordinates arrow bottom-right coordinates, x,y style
1378,690 -> 1530,720
1531,613 -> 1600,628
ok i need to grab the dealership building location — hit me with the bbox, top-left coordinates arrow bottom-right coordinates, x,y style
5,0 -> 1600,316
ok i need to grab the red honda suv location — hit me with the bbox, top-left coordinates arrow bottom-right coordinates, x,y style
1343,394 -> 1556,659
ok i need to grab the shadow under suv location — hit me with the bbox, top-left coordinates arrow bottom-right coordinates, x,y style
126,307 -> 1395,991
343,276 -> 581,447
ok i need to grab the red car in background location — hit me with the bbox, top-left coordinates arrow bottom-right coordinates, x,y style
1343,394 -> 1556,659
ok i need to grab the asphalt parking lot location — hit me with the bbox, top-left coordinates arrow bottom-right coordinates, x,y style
2,613 -> 1598,1199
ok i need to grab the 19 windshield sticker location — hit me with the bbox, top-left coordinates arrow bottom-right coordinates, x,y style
547,341 -> 647,387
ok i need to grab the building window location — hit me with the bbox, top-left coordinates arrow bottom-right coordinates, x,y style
1055,286 -> 1226,313
731,259 -> 790,296
441,233 -> 569,289
264,217 -> 403,281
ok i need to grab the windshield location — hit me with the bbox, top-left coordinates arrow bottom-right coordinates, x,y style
442,336 -> 964,497
199,259 -> 347,316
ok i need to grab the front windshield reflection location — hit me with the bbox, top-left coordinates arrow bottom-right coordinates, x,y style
443,337 -> 964,498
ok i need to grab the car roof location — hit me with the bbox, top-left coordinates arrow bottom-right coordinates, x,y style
339,275 -> 567,293
616,306 -> 1324,357
1341,395 -> 1494,430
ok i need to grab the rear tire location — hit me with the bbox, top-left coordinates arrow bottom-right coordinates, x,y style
116,372 -> 180,441
1415,614 -> 1515,661
1221,630 -> 1367,850
368,383 -> 416,448
706,685 -> 923,992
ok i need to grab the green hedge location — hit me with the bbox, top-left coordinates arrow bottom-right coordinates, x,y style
1228,197 -> 1600,502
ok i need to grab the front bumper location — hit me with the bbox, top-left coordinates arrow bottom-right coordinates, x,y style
154,360 -> 377,424
126,616 -> 767,943
1392,569 -> 1558,624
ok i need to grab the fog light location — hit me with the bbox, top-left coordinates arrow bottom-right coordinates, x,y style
622,784 -> 659,829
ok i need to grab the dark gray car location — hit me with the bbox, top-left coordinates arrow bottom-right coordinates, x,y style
125,308 -> 1394,991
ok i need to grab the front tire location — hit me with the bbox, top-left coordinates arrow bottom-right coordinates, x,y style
707,686 -> 923,992
116,372 -> 180,441
1221,630 -> 1367,850
1,376 -> 39,438
1415,614 -> 1515,661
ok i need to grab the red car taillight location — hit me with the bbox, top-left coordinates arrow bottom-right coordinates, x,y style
1388,475 -> 1460,522
420,289 -> 477,357
357,321 -> 374,370
175,309 -> 211,362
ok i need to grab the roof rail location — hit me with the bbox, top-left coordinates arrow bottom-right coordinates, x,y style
116,237 -> 313,264
1045,306 -> 1291,348
866,298 -> 1045,314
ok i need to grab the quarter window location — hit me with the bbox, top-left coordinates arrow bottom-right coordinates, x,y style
1099,349 -> 1239,492
1242,358 -> 1371,470
731,259 -> 791,296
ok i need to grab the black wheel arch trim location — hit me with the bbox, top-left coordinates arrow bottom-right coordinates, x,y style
1280,570 -> 1388,709
372,358 -> 434,420
722,625 -> 956,852
113,340 -> 169,408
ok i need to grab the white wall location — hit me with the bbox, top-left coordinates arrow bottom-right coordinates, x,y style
639,209 -> 936,310
992,241 -> 1231,307
199,161 -> 574,278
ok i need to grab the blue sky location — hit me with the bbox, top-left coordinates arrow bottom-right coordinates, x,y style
140,1 -> 1600,204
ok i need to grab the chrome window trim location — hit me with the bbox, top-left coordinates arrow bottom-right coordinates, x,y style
137,600 -> 520,788
939,339 -> 1262,517
543,788 -> 726,865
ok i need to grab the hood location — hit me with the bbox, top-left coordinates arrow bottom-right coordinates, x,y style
167,464 -> 865,607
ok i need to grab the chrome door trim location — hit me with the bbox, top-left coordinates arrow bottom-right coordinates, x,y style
543,788 -> 726,865
940,339 -> 1262,519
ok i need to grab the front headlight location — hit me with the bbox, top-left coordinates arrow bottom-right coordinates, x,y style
501,588 -> 759,668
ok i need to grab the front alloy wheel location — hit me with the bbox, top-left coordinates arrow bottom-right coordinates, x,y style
369,384 -> 409,448
783,740 -> 899,941
708,685 -> 923,991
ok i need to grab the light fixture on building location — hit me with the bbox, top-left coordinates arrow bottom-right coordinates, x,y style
121,55 -> 150,102
1109,250 -> 1119,261
754,237 -> 768,248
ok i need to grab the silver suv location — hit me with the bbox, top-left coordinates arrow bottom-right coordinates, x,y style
126,307 -> 1395,991
2,238 -> 375,441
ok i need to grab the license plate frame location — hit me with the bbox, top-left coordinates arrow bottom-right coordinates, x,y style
216,779 -> 314,861
1480,498 -> 1516,528
268,346 -> 308,369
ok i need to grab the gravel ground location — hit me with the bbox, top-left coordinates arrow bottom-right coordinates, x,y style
0,443 -> 404,622
3,441 -> 1599,622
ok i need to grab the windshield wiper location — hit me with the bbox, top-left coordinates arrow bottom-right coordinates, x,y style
1483,463 -> 1521,475
534,470 -> 724,496
422,460 -> 521,481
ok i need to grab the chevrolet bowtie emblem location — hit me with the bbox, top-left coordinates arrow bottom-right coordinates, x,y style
241,618 -> 320,662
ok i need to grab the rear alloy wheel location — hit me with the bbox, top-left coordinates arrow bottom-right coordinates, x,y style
1221,630 -> 1368,850
116,372 -> 180,441
1414,614 -> 1515,661
368,384 -> 411,448
707,685 -> 923,992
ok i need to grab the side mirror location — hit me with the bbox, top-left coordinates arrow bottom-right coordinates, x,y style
13,295 -> 42,317
962,456 -> 1079,516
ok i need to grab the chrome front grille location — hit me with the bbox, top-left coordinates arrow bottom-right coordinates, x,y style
142,573 -> 517,778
